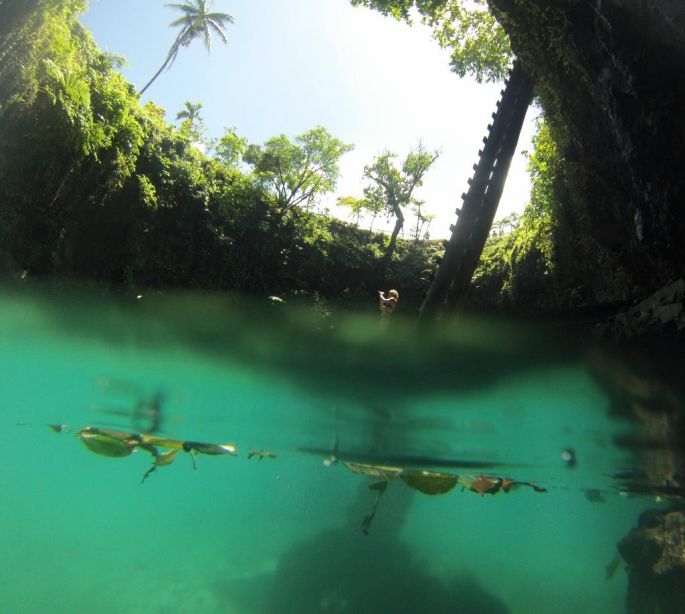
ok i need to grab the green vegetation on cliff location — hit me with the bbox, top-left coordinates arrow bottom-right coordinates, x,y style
0,1 -> 442,308
7,0 -> 672,316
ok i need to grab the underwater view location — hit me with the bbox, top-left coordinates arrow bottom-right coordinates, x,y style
1,284 -> 679,614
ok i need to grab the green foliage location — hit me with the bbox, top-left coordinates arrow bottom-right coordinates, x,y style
410,201 -> 434,240
244,126 -> 354,213
337,186 -> 389,231
350,0 -> 512,82
0,2 -> 443,308
363,147 -> 439,215
362,145 -> 439,266
0,4 -> 146,271
470,118 -> 560,310
526,119 -> 557,226
137,174 -> 159,209
336,195 -> 366,227
0,1 -> 87,105
176,101 -> 206,142
214,127 -> 247,169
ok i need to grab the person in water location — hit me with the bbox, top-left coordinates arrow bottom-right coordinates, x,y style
378,289 -> 399,316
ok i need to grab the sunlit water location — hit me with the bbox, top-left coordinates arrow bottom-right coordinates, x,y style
0,284 -> 672,613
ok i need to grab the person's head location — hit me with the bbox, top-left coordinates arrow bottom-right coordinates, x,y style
388,289 -> 399,300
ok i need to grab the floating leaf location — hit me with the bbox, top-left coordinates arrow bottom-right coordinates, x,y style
460,474 -> 547,496
77,427 -> 139,458
183,441 -> 237,456
401,470 -> 459,495
343,462 -> 402,481
141,434 -> 185,450
156,448 -> 179,467
462,475 -> 502,495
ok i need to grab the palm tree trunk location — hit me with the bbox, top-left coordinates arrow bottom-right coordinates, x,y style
139,35 -> 183,96
419,61 -> 533,322
139,56 -> 173,96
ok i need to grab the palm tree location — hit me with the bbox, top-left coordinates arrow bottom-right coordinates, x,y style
139,0 -> 234,96
176,101 -> 205,141
176,101 -> 203,123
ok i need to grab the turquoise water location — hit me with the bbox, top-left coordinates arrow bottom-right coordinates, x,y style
0,285 -> 669,613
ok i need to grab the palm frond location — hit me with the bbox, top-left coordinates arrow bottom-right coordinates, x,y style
207,19 -> 229,44
169,16 -> 194,27
202,25 -> 212,52
165,3 -> 196,16
206,12 -> 234,25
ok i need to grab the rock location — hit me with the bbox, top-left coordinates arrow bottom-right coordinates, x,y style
619,507 -> 685,613
596,279 -> 685,339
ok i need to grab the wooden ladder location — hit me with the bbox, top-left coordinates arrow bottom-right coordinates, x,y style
419,61 -> 534,322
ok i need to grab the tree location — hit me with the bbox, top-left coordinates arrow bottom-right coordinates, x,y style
410,198 -> 433,241
363,186 -> 385,231
498,212 -> 520,235
139,0 -> 234,96
349,0 -> 512,82
0,2 -> 146,273
422,213 -> 435,240
176,101 -> 205,142
362,145 -> 438,268
336,189 -> 385,230
337,195 -> 365,227
214,126 -> 247,169
243,126 -> 354,217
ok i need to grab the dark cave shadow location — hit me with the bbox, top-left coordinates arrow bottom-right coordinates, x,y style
213,527 -> 510,614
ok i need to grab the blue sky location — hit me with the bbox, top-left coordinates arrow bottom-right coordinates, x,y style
81,0 -> 537,238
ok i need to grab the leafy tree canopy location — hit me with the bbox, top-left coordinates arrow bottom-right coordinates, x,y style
214,127 -> 247,169
337,195 -> 366,227
350,0 -> 511,82
363,145 -> 439,265
243,126 -> 354,213
364,146 -> 439,212
337,187 -> 387,231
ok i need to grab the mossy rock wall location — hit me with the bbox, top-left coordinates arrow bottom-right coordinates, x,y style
490,0 -> 685,304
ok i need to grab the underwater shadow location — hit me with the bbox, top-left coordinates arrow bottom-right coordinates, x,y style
214,527 -> 510,614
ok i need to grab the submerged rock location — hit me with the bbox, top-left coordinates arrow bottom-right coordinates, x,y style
619,507 -> 685,613
597,279 -> 685,340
